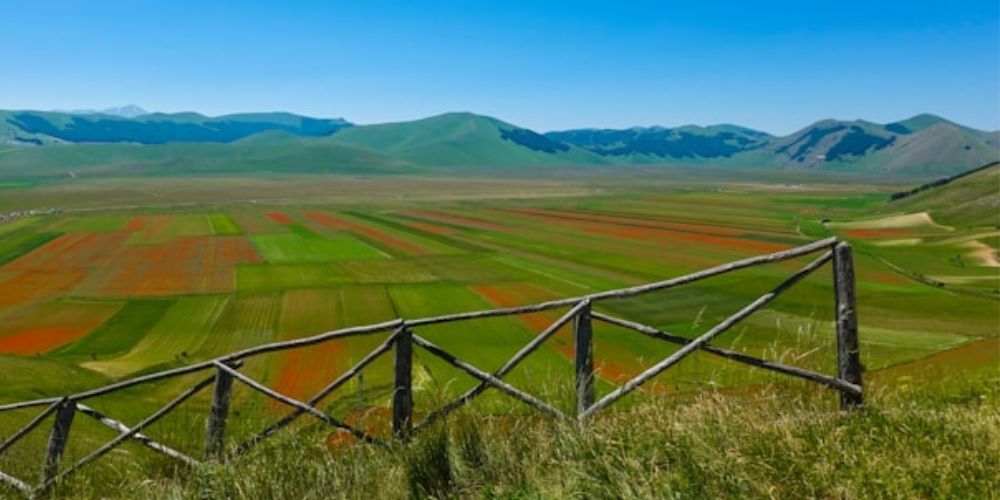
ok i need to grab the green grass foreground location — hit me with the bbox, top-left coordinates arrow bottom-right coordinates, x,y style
44,378 -> 998,499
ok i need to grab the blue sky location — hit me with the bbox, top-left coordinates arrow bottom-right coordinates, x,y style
1,1 -> 997,134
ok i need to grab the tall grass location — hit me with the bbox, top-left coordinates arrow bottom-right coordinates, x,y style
34,376 -> 997,500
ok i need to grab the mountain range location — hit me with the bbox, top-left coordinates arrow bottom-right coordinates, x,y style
0,108 -> 996,180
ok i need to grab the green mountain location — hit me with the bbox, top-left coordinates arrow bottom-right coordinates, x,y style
330,112 -> 604,167
0,110 -> 351,145
0,109 -> 996,180
0,135 -> 408,181
764,116 -> 998,174
549,114 -> 999,176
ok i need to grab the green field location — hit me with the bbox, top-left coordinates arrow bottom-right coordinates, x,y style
251,233 -> 386,263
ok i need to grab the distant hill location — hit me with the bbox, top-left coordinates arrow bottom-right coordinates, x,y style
549,114 -> 999,176
330,112 -> 604,167
0,135 -> 408,181
0,110 -> 351,145
0,109 -> 996,179
882,162 -> 1000,227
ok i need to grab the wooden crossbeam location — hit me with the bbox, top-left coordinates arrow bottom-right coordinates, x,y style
411,335 -> 568,421
76,404 -> 198,467
212,362 -> 383,447
416,300 -> 589,431
580,251 -> 833,419
590,312 -> 861,396
0,469 -> 30,493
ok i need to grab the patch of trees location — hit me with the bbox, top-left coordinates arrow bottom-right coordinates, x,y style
825,126 -> 895,161
499,128 -> 570,153
544,129 -> 766,158
890,161 -> 1000,201
884,122 -> 911,135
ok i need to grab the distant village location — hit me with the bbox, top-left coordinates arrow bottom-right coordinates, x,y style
0,208 -> 60,224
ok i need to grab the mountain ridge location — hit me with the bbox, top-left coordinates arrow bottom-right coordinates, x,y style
1,109 -> 996,178
548,113 -> 998,174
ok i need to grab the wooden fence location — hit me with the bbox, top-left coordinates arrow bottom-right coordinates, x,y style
0,237 -> 862,496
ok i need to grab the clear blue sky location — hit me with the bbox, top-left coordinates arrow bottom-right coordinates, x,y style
1,1 -> 997,134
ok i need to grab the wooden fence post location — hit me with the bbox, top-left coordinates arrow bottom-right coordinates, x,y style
42,399 -> 77,485
574,301 -> 595,418
204,365 -> 235,459
833,242 -> 863,409
393,327 -> 413,439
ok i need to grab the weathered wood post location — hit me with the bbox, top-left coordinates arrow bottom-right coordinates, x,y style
833,242 -> 863,409
204,364 -> 236,459
393,326 -> 413,439
574,300 -> 595,418
41,398 -> 77,485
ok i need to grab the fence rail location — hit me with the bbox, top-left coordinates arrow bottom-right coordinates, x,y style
0,237 -> 863,496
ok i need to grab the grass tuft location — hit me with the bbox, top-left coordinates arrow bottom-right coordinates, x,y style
24,377 -> 996,499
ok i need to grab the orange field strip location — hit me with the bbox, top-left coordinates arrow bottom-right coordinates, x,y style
271,291 -> 349,404
307,211 -> 431,255
267,211 -> 295,224
844,228 -> 922,239
497,208 -> 789,254
98,236 -> 261,296
305,211 -> 349,229
0,225 -> 264,305
509,208 -> 749,237
272,342 -> 349,403
230,212 -> 287,234
0,270 -> 86,309
4,232 -> 132,277
0,302 -> 121,355
398,209 -> 507,231
130,215 -> 174,244
123,216 -> 146,232
0,325 -> 96,355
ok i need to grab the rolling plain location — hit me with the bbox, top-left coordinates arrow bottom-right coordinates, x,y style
0,168 -> 996,492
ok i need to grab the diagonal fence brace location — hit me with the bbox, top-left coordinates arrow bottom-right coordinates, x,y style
238,328 -> 402,454
590,312 -> 861,396
411,335 -> 568,421
581,250 -> 833,419
416,299 -> 589,430
0,469 -> 30,494
76,404 -> 198,467
212,362 -> 384,447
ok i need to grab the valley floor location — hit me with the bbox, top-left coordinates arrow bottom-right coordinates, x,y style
0,173 -> 996,497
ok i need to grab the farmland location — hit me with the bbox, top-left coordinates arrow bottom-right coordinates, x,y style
0,174 -> 996,477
